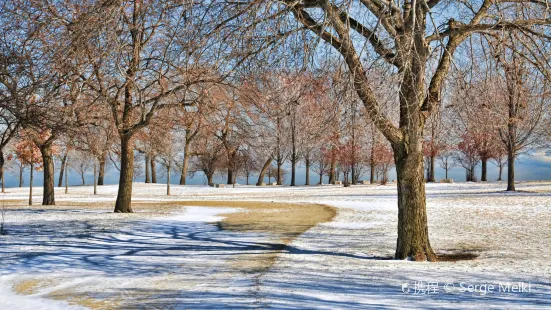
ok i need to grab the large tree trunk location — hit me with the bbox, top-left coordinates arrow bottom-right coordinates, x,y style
150,157 -> 157,183
305,156 -> 310,186
58,151 -> 67,187
256,158 -> 272,186
393,144 -> 437,261
40,144 -> 56,206
98,155 -> 106,186
145,155 -> 151,183
114,136 -> 134,213
179,147 -> 190,185
481,159 -> 487,181
507,149 -> 515,191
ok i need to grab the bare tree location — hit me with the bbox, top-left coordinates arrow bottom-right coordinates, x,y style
216,0 -> 551,260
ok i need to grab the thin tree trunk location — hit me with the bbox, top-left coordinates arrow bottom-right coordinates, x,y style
93,161 -> 97,195
98,155 -> 106,186
19,164 -> 23,187
329,153 -> 336,184
246,174 -> 249,185
145,155 -> 151,183
81,172 -> 85,185
150,157 -> 157,183
256,158 -> 272,186
305,156 -> 310,186
498,165 -> 503,181
481,159 -> 487,182
290,158 -> 296,186
428,155 -> 436,182
65,157 -> 69,194
445,168 -> 448,180
0,150 -> 4,193
40,144 -> 55,205
58,151 -> 67,187
114,136 -> 134,213
277,161 -> 283,185
207,173 -> 214,186
370,158 -> 375,184
167,164 -> 171,196
227,168 -> 233,185
179,148 -> 189,185
394,146 -> 437,261
29,163 -> 33,206
319,171 -> 323,185
507,149 -> 515,191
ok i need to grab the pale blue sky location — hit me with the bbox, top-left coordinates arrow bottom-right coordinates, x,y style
3,153 -> 551,188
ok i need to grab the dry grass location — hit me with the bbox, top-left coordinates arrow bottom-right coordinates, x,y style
11,200 -> 337,308
146,200 -> 337,274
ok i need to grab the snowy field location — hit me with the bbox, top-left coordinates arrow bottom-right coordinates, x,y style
0,181 -> 550,309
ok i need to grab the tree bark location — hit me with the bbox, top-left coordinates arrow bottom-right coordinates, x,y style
58,152 -> 67,187
227,168 -> 233,185
428,155 -> 436,182
507,149 -> 515,191
145,155 -> 151,183
305,156 -> 310,186
65,157 -> 69,194
19,164 -> 23,187
394,145 -> 437,261
114,136 -> 134,213
207,172 -> 214,186
167,165 -> 171,196
481,159 -> 487,182
328,153 -> 336,184
40,144 -> 55,205
179,149 -> 190,185
370,155 -> 375,184
98,155 -> 106,185
150,157 -> 157,183
256,158 -> 272,186
93,161 -> 97,195
29,162 -> 33,206
290,158 -> 296,186
276,160 -> 283,185
0,150 -> 4,193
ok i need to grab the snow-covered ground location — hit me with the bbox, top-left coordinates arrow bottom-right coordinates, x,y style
0,181 -> 550,309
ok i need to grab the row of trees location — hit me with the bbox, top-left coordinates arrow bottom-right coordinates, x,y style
1,1 -> 551,261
